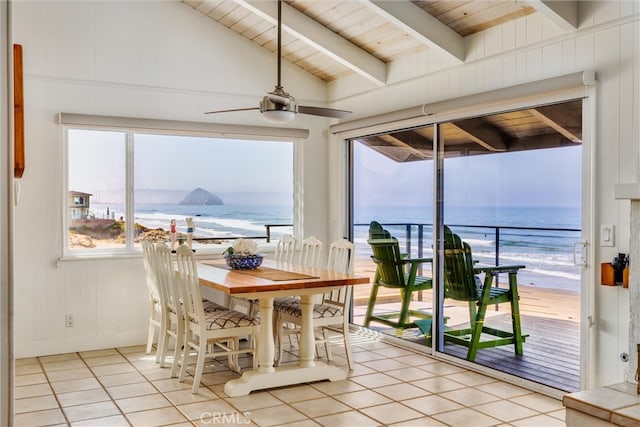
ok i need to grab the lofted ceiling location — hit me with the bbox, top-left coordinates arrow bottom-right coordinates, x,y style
180,1 -> 581,161
180,0 -> 578,85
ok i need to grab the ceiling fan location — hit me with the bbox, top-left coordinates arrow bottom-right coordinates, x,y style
204,0 -> 351,124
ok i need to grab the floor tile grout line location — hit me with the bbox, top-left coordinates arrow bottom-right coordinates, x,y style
16,340 -> 567,427
35,352 -> 78,426
115,345 -> 198,426
103,346 -> 180,426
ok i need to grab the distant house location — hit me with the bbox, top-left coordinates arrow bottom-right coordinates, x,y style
68,191 -> 92,219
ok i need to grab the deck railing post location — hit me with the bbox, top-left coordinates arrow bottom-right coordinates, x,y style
417,224 -> 424,301
495,227 -> 500,311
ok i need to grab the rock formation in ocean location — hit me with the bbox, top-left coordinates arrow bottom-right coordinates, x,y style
179,188 -> 224,206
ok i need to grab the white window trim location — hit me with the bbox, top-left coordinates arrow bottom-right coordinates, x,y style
60,116 -> 306,261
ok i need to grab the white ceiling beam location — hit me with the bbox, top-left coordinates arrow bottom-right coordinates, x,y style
528,0 -> 578,32
362,0 -> 465,63
233,0 -> 387,86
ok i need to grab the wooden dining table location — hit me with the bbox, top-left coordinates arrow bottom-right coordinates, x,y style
197,259 -> 370,397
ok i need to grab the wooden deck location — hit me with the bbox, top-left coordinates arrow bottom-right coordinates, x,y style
352,259 -> 581,392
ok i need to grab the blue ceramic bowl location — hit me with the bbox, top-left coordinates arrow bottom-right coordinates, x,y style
223,254 -> 264,270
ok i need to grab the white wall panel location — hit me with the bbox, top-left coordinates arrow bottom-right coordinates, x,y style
542,42 -> 564,78
500,54 -> 517,88
515,13 -> 528,49
525,48 -> 543,80
525,12 -> 544,45
485,26 -> 503,57
619,22 -> 637,185
465,32 -> 484,62
514,52 -> 528,84
562,39 -> 577,74
501,20 -> 516,52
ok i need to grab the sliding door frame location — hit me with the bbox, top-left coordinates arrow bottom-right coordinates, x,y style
333,76 -> 595,395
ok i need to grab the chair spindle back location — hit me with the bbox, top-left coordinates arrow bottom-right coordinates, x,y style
298,236 -> 323,268
443,226 -> 481,301
274,234 -> 297,263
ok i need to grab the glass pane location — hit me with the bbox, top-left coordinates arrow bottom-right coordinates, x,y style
350,126 -> 434,339
67,129 -> 126,250
438,102 -> 582,391
133,134 -> 293,249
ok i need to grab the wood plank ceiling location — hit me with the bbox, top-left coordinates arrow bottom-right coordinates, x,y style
180,0 -> 579,84
180,1 -> 581,161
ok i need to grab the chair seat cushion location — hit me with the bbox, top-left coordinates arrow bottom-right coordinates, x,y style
202,299 -> 229,313
275,298 -> 343,319
273,296 -> 298,310
170,299 -> 227,315
201,309 -> 258,330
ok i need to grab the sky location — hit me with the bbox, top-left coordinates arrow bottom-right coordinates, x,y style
68,130 -> 293,195
354,140 -> 582,209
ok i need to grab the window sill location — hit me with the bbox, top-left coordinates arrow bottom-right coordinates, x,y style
58,244 -> 277,264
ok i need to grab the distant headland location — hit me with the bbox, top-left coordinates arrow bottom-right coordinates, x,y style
179,188 -> 224,206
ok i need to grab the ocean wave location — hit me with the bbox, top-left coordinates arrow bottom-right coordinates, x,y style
134,211 -> 267,235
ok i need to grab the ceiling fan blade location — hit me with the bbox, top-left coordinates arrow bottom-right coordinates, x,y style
298,105 -> 352,119
204,107 -> 259,114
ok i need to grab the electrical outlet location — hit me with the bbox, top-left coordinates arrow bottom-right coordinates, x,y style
65,314 -> 74,328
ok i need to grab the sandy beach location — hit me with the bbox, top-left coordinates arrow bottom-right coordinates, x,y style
351,258 -> 580,325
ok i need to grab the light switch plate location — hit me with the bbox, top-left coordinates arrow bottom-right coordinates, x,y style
600,224 -> 614,247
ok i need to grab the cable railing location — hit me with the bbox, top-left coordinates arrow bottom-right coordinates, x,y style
353,222 -> 581,267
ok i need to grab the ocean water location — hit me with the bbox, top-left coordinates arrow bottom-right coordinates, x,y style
354,206 -> 582,292
93,203 -> 581,291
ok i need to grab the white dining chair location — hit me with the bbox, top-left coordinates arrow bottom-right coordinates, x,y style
274,238 -> 356,369
174,244 -> 259,394
274,234 -> 297,263
297,236 -> 323,268
141,239 -> 163,362
153,242 -> 185,377
273,235 -> 322,353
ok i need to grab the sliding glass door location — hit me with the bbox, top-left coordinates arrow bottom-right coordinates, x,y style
349,99 -> 584,392
350,126 -> 434,338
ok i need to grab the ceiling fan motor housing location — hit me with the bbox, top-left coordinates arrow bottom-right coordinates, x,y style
259,95 -> 298,114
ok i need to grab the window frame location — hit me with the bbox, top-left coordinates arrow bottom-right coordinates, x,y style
61,123 -> 304,260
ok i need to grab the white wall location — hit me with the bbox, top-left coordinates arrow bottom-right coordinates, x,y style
11,0 -> 331,357
328,2 -> 639,388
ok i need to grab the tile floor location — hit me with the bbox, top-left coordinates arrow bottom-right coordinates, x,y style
14,331 -> 567,426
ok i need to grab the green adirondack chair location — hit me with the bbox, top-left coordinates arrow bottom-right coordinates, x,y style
442,225 -> 527,361
365,222 -> 433,335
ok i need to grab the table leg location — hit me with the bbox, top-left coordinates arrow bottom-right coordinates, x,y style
224,293 -> 346,397
298,295 -> 315,368
257,296 -> 275,374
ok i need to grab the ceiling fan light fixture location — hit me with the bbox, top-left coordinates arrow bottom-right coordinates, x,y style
260,95 -> 297,124
262,109 -> 296,124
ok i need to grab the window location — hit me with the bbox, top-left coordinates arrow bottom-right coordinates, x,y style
65,127 -> 295,255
